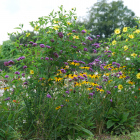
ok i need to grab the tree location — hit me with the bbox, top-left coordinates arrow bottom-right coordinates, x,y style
82,0 -> 138,40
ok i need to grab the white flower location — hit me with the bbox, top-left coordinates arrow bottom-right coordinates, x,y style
126,57 -> 130,60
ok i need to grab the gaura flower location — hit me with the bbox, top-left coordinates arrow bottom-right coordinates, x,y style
131,53 -> 137,58
136,73 -> 140,79
123,45 -> 128,51
30,70 -> 34,74
123,27 -> 127,32
118,84 -> 123,90
112,40 -> 116,45
114,28 -> 120,34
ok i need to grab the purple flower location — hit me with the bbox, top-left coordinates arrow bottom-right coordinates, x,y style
0,69 -> 2,71
15,71 -> 20,75
50,58 -> 53,61
23,65 -> 27,69
82,42 -> 86,45
116,63 -> 121,67
40,44 -> 45,48
4,97 -> 10,101
108,68 -> 112,71
107,91 -> 111,94
8,60 -> 14,65
65,91 -> 69,94
64,62 -> 68,65
114,86 -> 117,88
61,105 -> 64,107
83,74 -> 87,78
108,55 -> 111,57
61,69 -> 66,73
72,30 -> 76,32
25,44 -> 27,46
89,68 -> 93,72
5,75 -> 9,78
89,93 -> 94,96
73,46 -> 77,48
110,99 -> 112,102
50,39 -> 54,42
112,62 -> 116,65
46,45 -> 51,48
84,48 -> 88,51
17,58 -> 20,61
41,57 -> 44,59
23,82 -> 28,85
22,73 -> 25,77
21,56 -> 25,59
32,43 -> 37,46
45,57 -> 49,60
93,49 -> 97,53
81,30 -> 86,33
87,36 -> 93,41
97,35 -> 100,37
29,41 -> 34,44
4,62 -> 9,66
58,32 -> 64,38
53,52 -> 59,58
47,94 -> 52,98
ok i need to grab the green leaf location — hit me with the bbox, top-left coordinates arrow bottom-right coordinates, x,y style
107,120 -> 115,129
14,27 -> 21,29
73,124 -> 94,137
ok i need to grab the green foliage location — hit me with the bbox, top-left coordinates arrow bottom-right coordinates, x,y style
1,40 -> 18,59
106,107 -> 137,135
79,0 -> 138,40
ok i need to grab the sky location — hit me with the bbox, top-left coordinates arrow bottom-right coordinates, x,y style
0,0 -> 140,45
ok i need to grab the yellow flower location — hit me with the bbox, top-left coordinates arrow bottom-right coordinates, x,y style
134,29 -> 140,34
53,20 -> 59,24
128,34 -> 134,39
34,25 -> 39,31
136,73 -> 140,79
26,33 -> 30,37
112,52 -> 115,56
47,31 -> 51,34
131,53 -> 137,58
126,39 -> 128,42
67,22 -> 72,25
114,28 -> 120,34
73,35 -> 79,39
123,27 -> 127,32
123,45 -> 128,51
53,26 -> 59,30
65,99 -> 69,102
67,33 -> 72,36
112,40 -> 116,45
118,84 -> 123,90
30,70 -> 34,74
55,106 -> 61,110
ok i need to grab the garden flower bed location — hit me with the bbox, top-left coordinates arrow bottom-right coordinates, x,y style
0,5 -> 140,140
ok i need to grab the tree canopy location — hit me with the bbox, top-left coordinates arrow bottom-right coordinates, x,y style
77,0 -> 138,41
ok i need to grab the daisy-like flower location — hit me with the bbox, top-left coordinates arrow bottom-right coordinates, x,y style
67,22 -> 71,25
123,27 -> 127,32
123,45 -> 128,51
118,84 -> 123,90
136,73 -> 140,79
73,35 -> 79,39
114,28 -> 120,34
53,26 -> 59,30
30,70 -> 34,74
128,34 -> 134,39
55,106 -> 61,110
131,53 -> 137,58
112,40 -> 116,45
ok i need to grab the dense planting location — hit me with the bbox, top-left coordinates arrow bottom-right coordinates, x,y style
0,6 -> 140,140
